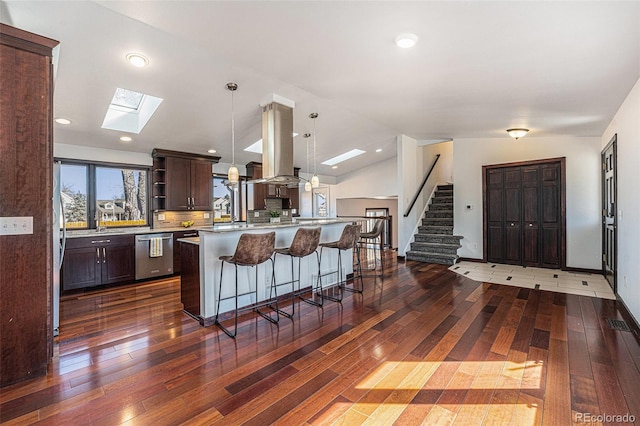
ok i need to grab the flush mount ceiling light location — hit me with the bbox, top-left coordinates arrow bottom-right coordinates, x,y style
395,33 -> 418,48
54,117 -> 71,125
226,82 -> 239,184
119,136 -> 132,142
207,149 -> 217,154
126,53 -> 149,67
507,128 -> 529,140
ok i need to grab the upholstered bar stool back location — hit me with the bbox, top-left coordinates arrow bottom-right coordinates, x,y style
273,227 -> 322,315
215,232 -> 277,338
359,218 -> 385,277
318,224 -> 364,302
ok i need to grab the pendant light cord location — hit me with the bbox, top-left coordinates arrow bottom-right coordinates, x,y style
231,88 -> 235,166
312,114 -> 317,176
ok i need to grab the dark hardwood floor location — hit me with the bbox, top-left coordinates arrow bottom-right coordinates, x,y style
1,256 -> 639,425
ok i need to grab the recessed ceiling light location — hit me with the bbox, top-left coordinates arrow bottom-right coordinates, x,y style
55,117 -> 71,125
321,149 -> 366,166
126,53 -> 149,67
376,148 -> 382,153
207,149 -> 217,154
395,33 -> 418,48
119,136 -> 132,142
332,166 -> 338,169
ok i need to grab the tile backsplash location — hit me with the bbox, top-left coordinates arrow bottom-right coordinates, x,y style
153,211 -> 212,229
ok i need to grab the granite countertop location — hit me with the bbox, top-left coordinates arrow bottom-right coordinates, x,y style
197,218 -> 352,234
177,237 -> 200,245
65,219 -> 349,238
65,226 -> 202,238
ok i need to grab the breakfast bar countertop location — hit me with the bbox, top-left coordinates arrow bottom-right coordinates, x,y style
196,218 -> 352,234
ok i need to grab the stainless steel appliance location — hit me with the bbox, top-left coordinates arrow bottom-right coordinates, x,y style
135,233 -> 174,280
52,161 -> 66,337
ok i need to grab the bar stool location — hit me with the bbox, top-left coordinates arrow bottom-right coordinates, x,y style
272,227 -> 322,316
359,218 -> 385,278
318,224 -> 363,302
215,232 -> 278,338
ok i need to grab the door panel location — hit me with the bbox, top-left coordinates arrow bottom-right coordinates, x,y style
166,156 -> 190,210
602,136 -> 616,291
484,159 -> 564,268
190,160 -> 213,210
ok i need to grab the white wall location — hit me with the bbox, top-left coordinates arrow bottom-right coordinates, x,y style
423,140 -> 454,186
601,76 -> 640,324
54,143 -> 152,166
334,156 -> 397,199
453,136 -> 602,269
397,135 -> 422,256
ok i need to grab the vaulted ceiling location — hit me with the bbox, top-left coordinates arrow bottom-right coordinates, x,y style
3,1 -> 639,176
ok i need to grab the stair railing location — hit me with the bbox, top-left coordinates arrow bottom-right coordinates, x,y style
403,154 -> 440,217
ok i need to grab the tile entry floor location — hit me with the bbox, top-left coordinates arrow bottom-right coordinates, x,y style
449,261 -> 616,300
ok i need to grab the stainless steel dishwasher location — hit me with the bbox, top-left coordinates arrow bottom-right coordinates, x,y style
135,233 -> 174,280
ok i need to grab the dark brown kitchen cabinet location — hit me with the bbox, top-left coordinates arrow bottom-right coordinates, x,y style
152,149 -> 220,211
62,235 -> 135,291
0,24 -> 58,387
484,158 -> 565,269
173,230 -> 199,274
245,161 -> 300,213
180,241 -> 201,318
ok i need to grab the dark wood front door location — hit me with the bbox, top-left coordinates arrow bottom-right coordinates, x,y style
484,158 -> 565,269
602,135 -> 616,291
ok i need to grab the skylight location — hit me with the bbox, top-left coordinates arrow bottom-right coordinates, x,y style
111,88 -> 144,111
101,87 -> 163,134
321,149 -> 366,166
244,133 -> 299,154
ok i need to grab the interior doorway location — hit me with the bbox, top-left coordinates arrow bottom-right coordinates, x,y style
602,134 -> 617,292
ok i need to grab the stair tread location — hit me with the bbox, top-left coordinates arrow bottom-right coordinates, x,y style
411,242 -> 461,248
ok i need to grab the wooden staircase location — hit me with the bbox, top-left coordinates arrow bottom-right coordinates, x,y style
406,184 -> 463,265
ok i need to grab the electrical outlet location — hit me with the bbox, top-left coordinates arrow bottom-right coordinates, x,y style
203,212 -> 210,219
254,211 -> 260,218
158,213 -> 166,221
0,217 -> 33,235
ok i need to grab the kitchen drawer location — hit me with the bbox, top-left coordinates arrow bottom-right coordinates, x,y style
65,234 -> 134,249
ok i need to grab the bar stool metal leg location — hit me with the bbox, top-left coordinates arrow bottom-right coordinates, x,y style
257,258 -> 279,324
298,250 -> 323,307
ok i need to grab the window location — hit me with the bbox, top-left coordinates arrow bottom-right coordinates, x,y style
60,164 -> 88,228
59,161 -> 149,229
212,175 -> 246,222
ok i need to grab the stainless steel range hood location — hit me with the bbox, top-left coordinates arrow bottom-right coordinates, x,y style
251,102 -> 300,186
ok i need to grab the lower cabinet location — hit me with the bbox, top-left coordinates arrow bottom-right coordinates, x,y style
62,235 -> 135,291
180,241 -> 201,317
173,230 -> 199,274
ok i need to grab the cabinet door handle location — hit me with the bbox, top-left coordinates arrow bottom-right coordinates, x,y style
192,197 -> 195,207
102,247 -> 106,263
96,248 -> 100,264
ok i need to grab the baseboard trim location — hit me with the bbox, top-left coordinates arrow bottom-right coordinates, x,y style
615,294 -> 640,342
458,257 -> 485,263
563,266 -> 601,275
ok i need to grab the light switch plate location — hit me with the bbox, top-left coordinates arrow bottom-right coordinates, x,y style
0,217 -> 33,235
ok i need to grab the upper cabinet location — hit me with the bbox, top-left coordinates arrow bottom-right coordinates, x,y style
245,162 -> 300,213
152,149 -> 220,211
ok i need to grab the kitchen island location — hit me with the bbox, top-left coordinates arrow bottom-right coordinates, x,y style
193,219 -> 353,325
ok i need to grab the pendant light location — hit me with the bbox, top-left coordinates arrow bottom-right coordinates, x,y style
310,112 -> 320,188
303,133 -> 312,192
226,82 -> 239,184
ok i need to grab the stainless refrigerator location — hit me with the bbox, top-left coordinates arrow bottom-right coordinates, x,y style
52,161 -> 66,336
